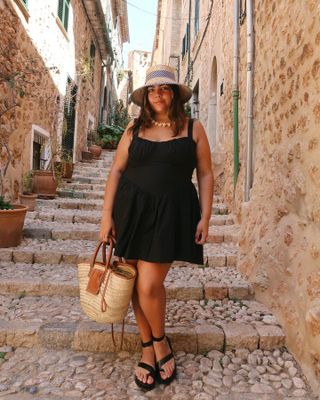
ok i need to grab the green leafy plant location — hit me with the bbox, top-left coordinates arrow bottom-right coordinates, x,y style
0,196 -> 13,210
98,124 -> 124,149
21,171 -> 33,195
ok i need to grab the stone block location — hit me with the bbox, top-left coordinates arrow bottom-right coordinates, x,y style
39,322 -> 77,349
77,253 -> 92,264
23,227 -> 52,239
195,324 -> 224,353
0,249 -> 13,262
54,214 -> 74,223
166,326 -> 197,353
52,229 -> 98,241
0,320 -> 8,345
255,324 -> 286,350
205,282 -> 228,299
5,321 -> 40,348
62,253 -> 79,264
227,254 -> 238,266
59,202 -> 79,210
79,203 -> 101,211
207,233 -> 224,244
37,213 -> 54,221
34,251 -> 62,264
224,233 -> 239,244
12,250 -> 34,263
73,215 -> 99,224
206,255 -> 226,267
229,284 -> 251,299
166,280 -> 203,300
73,321 -> 140,352
221,322 -> 259,351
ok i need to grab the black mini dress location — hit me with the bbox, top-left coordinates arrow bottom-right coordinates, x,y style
113,118 -> 203,264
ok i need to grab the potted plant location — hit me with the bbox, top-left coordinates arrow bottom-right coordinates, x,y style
98,124 -> 124,149
87,129 -> 102,159
18,171 -> 37,211
0,196 -> 28,248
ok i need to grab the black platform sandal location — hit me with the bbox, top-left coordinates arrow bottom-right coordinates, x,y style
153,334 -> 177,385
134,339 -> 156,391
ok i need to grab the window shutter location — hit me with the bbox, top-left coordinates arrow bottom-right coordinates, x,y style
63,0 -> 70,31
57,0 -> 70,32
57,0 -> 64,21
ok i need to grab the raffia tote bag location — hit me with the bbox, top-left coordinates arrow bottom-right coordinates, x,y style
78,237 -> 137,324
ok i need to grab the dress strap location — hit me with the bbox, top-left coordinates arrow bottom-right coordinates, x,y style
187,118 -> 194,139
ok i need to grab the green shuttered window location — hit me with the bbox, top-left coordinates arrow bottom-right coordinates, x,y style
58,0 -> 70,32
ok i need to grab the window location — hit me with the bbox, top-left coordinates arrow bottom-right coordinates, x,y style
90,41 -> 96,81
31,126 -> 50,170
182,23 -> 189,59
57,0 -> 70,32
194,0 -> 200,35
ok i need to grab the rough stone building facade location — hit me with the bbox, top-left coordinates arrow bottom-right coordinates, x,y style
152,0 -> 320,393
128,50 -> 151,117
0,0 -> 127,199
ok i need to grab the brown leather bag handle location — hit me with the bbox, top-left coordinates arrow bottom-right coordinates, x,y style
89,236 -> 115,275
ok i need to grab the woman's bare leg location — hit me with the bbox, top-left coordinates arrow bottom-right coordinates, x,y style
133,260 -> 175,381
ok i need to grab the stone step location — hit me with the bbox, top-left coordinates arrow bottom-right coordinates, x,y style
0,295 -> 285,353
56,189 -> 104,200
0,239 -> 239,268
23,221 -> 100,241
71,176 -> 107,185
36,198 -> 103,211
22,220 -> 239,244
59,182 -> 105,192
0,263 -> 252,300
35,197 -> 229,215
207,225 -> 240,244
26,208 -> 235,226
0,346 -> 315,400
26,208 -> 102,224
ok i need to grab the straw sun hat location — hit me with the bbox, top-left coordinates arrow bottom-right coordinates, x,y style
130,64 -> 192,107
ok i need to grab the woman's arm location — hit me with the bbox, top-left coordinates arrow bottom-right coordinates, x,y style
99,121 -> 133,241
193,119 -> 214,245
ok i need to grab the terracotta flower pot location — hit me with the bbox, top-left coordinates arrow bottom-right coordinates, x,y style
62,162 -> 74,180
18,193 -> 37,211
81,150 -> 93,162
88,145 -> 102,159
0,204 -> 28,247
32,170 -> 58,199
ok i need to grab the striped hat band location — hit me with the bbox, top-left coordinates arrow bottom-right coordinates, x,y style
145,70 -> 176,84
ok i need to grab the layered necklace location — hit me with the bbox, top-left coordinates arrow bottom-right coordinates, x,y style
151,119 -> 172,128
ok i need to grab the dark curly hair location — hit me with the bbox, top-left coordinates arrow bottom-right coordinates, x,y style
129,85 -> 187,137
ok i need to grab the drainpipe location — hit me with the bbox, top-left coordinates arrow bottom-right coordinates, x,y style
232,0 -> 240,189
244,0 -> 254,201
187,0 -> 191,85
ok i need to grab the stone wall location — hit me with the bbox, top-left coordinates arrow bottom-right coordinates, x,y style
233,0 -> 320,392
152,0 -> 320,392
0,1 -> 59,200
0,0 -> 104,200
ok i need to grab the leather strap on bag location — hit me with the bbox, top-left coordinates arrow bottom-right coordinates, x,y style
87,237 -> 126,350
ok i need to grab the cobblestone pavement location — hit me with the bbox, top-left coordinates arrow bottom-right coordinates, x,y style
0,151 -> 317,398
0,347 -> 316,399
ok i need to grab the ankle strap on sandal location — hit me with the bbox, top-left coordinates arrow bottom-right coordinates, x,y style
141,339 -> 153,347
152,334 -> 166,342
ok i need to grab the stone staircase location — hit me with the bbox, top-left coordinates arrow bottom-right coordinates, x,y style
0,150 -> 316,399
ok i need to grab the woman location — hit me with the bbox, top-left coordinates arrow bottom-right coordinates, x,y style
100,64 -> 213,390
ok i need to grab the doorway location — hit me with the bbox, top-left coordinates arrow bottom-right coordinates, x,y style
207,57 -> 218,151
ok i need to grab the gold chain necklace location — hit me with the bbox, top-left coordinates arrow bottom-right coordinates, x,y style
151,119 -> 171,128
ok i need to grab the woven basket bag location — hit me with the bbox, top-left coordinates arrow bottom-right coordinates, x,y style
78,238 -> 137,324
